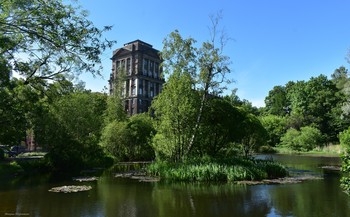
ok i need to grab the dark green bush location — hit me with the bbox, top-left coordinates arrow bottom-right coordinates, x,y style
16,159 -> 49,173
0,148 -> 4,160
281,126 -> 323,151
259,145 -> 277,154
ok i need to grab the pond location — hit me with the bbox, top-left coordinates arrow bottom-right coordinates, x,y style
0,154 -> 349,217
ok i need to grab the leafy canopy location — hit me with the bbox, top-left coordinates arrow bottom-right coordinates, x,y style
0,0 -> 115,83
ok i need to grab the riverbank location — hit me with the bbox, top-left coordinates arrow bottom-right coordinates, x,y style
273,144 -> 342,157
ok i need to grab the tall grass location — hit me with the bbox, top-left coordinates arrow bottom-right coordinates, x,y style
275,144 -> 343,155
147,157 -> 288,182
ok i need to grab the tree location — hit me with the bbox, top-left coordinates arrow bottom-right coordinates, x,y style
264,85 -> 288,116
0,78 -> 27,145
50,91 -> 107,145
154,14 -> 232,160
103,68 -> 127,124
280,126 -> 323,151
198,98 -> 243,156
99,114 -> 155,161
338,128 -> 350,193
188,13 -> 232,154
331,66 -> 349,90
286,75 -> 342,142
151,69 -> 199,162
224,89 -> 260,115
0,0 -> 114,84
42,90 -> 111,171
237,111 -> 267,157
260,115 -> 286,147
280,128 -> 300,151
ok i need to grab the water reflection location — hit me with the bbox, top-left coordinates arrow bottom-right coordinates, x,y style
1,155 -> 349,217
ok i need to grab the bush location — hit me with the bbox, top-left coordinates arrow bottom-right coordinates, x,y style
16,159 -> 49,173
259,145 -> 277,153
280,126 -> 323,151
0,162 -> 23,177
340,128 -> 350,151
100,113 -> 155,161
260,115 -> 286,147
280,128 -> 300,151
0,148 -> 4,160
340,128 -> 350,193
298,126 -> 323,151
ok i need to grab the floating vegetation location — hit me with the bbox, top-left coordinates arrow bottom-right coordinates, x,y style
115,171 -> 160,182
236,175 -> 323,185
321,166 -> 341,171
48,185 -> 92,193
73,176 -> 98,182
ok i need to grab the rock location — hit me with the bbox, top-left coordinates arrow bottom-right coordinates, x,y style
73,176 -> 98,182
115,171 -> 160,182
321,166 -> 341,171
48,185 -> 92,193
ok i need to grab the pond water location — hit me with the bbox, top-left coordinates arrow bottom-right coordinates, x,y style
1,155 -> 349,217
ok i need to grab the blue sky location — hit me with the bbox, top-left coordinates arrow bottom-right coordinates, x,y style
78,0 -> 350,107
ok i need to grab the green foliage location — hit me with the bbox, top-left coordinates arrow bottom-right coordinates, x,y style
341,154 -> 350,193
0,148 -> 4,160
263,73 -> 347,145
104,68 -> 127,123
287,75 -> 343,142
0,0 -> 115,83
236,111 -> 268,157
340,127 -> 350,193
16,159 -> 49,174
151,69 -> 199,162
0,162 -> 23,177
154,16 -> 232,162
340,128 -> 350,151
260,115 -> 286,147
0,79 -> 29,145
264,85 -> 288,116
198,98 -> 244,156
31,88 -> 113,172
331,66 -> 348,90
50,91 -> 107,146
100,114 -> 155,161
297,126 -> 323,150
147,157 -> 287,182
0,0 -> 115,172
281,126 -> 323,151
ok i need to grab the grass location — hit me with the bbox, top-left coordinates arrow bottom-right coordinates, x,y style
17,152 -> 47,157
147,157 -> 288,182
274,144 -> 343,156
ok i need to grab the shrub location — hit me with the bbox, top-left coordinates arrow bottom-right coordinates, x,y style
0,148 -> 4,161
340,128 -> 350,152
259,145 -> 277,153
340,128 -> 350,193
280,126 -> 323,151
298,126 -> 323,151
280,128 -> 301,151
100,113 -> 155,161
260,115 -> 286,147
16,159 -> 49,173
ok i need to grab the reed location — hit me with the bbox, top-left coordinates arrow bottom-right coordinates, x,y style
147,157 -> 288,182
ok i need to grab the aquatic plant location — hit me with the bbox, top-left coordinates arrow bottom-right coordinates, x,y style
147,157 -> 288,182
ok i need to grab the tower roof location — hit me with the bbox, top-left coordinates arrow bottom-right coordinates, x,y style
123,40 -> 153,48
